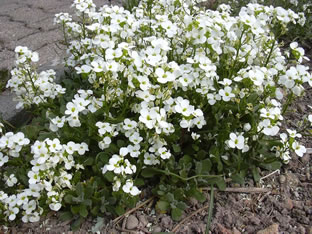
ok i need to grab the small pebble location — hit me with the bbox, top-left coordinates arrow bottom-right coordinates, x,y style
189,197 -> 198,206
279,175 -> 286,184
285,198 -> 293,210
153,226 -> 162,232
233,227 -> 241,234
300,154 -> 310,164
257,223 -> 279,234
126,215 -> 139,230
138,215 -> 148,227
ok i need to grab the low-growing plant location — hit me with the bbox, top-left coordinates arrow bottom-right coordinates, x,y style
216,0 -> 312,46
1,0 -> 312,230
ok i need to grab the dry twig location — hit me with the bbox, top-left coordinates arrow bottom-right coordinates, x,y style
113,197 -> 154,224
202,187 -> 278,194
260,169 -> 280,182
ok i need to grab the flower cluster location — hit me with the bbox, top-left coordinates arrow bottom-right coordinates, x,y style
0,137 -> 88,222
49,0 -> 312,191
0,132 -> 30,159
6,46 -> 66,109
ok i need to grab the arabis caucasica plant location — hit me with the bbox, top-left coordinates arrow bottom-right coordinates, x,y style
1,0 -> 312,225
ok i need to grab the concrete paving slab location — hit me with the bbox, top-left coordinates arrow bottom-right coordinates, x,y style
10,7 -> 49,25
0,49 -> 15,70
0,20 -> 38,46
0,3 -> 23,15
0,0 -> 124,125
36,43 -> 66,68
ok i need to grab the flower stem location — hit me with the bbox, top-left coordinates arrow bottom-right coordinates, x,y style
151,168 -> 222,181
205,184 -> 214,234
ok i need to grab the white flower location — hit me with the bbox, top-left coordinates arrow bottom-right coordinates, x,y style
65,141 -> 79,154
139,108 -> 157,129
243,123 -> 251,132
144,152 -> 159,165
191,132 -> 200,140
123,119 -> 137,130
228,133 -> 245,150
77,142 -> 89,155
292,141 -> 306,157
112,177 -> 121,192
0,152 -> 9,167
28,171 -> 40,184
0,122 -> 4,134
7,207 -> 19,221
175,98 -> 194,117
23,200 -> 37,214
219,87 -> 235,102
65,102 -> 79,116
155,67 -> 175,84
122,180 -> 141,196
158,147 -> 171,159
129,132 -> 143,144
287,129 -> 302,138
127,144 -> 140,158
49,202 -> 62,211
6,174 -> 18,187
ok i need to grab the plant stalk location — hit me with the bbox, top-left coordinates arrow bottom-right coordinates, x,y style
205,185 -> 215,234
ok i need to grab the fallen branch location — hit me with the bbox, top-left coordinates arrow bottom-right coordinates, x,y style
306,148 -> 312,154
202,187 -> 278,194
172,204 -> 210,233
260,169 -> 280,182
113,197 -> 154,224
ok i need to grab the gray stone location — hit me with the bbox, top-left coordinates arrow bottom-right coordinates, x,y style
0,90 -> 31,126
126,215 -> 139,230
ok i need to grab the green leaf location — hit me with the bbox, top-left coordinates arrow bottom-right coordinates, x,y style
83,157 -> 94,166
115,205 -> 125,216
165,193 -> 174,202
104,171 -> 114,182
251,166 -> 261,182
231,172 -> 245,185
259,161 -> 282,171
21,125 -> 41,140
79,205 -> 88,218
141,167 -> 157,178
71,217 -> 83,231
37,132 -> 57,141
196,150 -> 207,160
176,201 -> 187,210
195,159 -> 211,175
75,183 -> 84,196
72,171 -> 82,184
192,144 -> 199,152
91,206 -> 99,216
59,211 -> 73,222
71,205 -> 80,215
96,152 -> 109,164
64,194 -> 73,204
171,207 -> 182,221
188,188 -> 206,203
117,139 -> 126,148
134,178 -> 145,186
172,144 -> 181,153
156,200 -> 170,213
215,178 -> 226,191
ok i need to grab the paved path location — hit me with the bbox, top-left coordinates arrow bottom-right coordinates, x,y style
0,0 -> 121,123
0,0 -> 117,70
